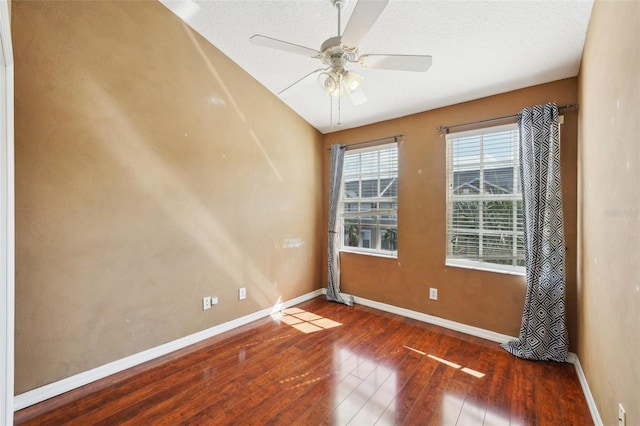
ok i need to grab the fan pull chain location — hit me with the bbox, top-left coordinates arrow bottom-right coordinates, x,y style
329,95 -> 333,129
338,83 -> 342,126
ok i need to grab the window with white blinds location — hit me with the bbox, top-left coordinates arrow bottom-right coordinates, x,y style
341,142 -> 398,257
445,123 -> 525,275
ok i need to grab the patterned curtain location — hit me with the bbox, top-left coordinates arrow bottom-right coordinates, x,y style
326,144 -> 352,305
501,103 -> 569,362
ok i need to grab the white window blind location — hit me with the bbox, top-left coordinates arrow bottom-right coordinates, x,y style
341,142 -> 398,256
446,123 -> 525,274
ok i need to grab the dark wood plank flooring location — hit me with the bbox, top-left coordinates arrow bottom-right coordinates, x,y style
14,296 -> 593,425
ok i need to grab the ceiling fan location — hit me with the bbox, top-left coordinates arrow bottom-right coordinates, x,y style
250,0 -> 432,118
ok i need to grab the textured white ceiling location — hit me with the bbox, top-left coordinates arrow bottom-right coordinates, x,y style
160,0 -> 593,134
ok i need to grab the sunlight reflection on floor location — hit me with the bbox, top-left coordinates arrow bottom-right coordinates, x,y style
332,346 -> 398,425
445,393 -> 516,426
403,345 -> 487,379
277,307 -> 342,334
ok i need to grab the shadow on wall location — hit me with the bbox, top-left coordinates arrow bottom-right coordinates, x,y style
182,23 -> 284,183
84,74 -> 280,307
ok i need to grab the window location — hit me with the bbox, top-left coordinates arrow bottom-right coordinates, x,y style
446,124 -> 524,274
341,142 -> 398,257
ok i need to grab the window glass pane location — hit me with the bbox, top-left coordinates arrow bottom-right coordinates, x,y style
360,227 -> 374,249
380,214 -> 397,226
344,220 -> 360,247
452,136 -> 481,169
379,149 -> 398,173
453,170 -> 480,195
343,155 -> 358,175
340,142 -> 398,256
361,179 -> 377,198
364,203 -> 378,212
380,178 -> 397,197
483,200 -> 514,231
360,151 -> 378,175
452,201 -> 479,229
446,124 -> 524,273
344,202 -> 358,213
344,181 -> 359,198
482,234 -> 513,258
516,234 -> 525,266
483,131 -> 516,165
450,233 -> 479,257
483,167 -> 514,194
381,228 -> 397,251
516,201 -> 524,232
359,215 -> 375,225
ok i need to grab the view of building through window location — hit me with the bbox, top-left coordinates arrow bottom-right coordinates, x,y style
446,124 -> 525,274
341,142 -> 398,256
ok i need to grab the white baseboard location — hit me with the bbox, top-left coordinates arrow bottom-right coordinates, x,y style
351,294 -> 517,344
336,291 -> 602,426
327,289 -> 516,344
569,353 -> 603,426
14,289 -> 323,411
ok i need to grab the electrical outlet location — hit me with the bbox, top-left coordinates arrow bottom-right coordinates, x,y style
202,296 -> 212,310
429,288 -> 438,300
619,403 -> 626,426
239,287 -> 247,300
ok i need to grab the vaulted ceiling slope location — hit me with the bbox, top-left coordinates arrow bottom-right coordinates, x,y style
160,0 -> 593,134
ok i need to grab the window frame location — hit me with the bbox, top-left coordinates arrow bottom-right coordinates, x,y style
445,123 -> 525,276
339,142 -> 398,258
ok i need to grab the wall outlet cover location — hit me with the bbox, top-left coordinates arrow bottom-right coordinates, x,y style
429,288 -> 438,300
202,296 -> 212,310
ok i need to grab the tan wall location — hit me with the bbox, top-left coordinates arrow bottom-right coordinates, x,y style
577,0 -> 640,424
323,79 -> 579,341
12,1 -> 323,393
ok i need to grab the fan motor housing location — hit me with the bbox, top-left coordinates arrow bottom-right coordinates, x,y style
320,36 -> 357,75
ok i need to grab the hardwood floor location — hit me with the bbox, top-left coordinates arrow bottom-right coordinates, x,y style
15,297 -> 592,425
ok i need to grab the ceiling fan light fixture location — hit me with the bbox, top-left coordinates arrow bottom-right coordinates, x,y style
344,71 -> 363,93
318,70 -> 341,97
250,0 -> 434,126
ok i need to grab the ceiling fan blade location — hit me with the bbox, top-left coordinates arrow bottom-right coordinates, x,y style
347,84 -> 367,106
341,0 -> 388,47
250,35 -> 321,58
278,68 -> 326,97
359,54 -> 433,72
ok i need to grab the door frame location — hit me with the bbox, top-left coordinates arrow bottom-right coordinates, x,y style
0,0 -> 15,423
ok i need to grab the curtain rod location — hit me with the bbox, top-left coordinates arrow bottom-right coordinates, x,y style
436,104 -> 578,133
328,135 -> 403,151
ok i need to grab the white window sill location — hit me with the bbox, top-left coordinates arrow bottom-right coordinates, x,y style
340,248 -> 398,259
446,259 -> 525,276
